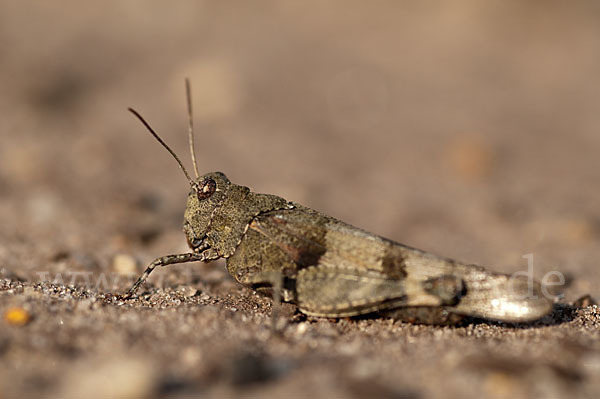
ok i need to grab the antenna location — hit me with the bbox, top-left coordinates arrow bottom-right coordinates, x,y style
128,107 -> 196,187
185,78 -> 200,179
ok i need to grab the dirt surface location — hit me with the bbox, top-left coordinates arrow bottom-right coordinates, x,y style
1,2 -> 600,398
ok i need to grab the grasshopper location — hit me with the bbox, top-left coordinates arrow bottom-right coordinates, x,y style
123,80 -> 553,325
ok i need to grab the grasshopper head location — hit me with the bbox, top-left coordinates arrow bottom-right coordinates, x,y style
129,81 -> 264,258
183,171 -> 232,252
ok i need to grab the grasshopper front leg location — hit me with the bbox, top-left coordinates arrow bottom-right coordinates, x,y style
124,252 -> 209,298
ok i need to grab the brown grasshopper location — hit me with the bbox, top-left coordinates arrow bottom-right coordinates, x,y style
123,80 -> 553,325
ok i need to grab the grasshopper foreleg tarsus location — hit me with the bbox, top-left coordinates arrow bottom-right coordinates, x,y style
124,252 -> 206,299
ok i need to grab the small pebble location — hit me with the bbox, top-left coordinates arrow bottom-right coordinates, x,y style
573,294 -> 597,308
178,286 -> 198,297
296,323 -> 308,335
199,293 -> 211,301
4,307 -> 31,326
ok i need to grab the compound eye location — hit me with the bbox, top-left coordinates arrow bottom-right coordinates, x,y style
197,178 -> 216,200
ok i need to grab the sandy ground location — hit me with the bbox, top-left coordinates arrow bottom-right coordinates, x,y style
1,2 -> 599,398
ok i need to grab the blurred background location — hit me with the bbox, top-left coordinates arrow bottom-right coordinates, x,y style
1,1 -> 599,398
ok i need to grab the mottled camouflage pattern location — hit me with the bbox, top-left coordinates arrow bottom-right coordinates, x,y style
138,171 -> 553,325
